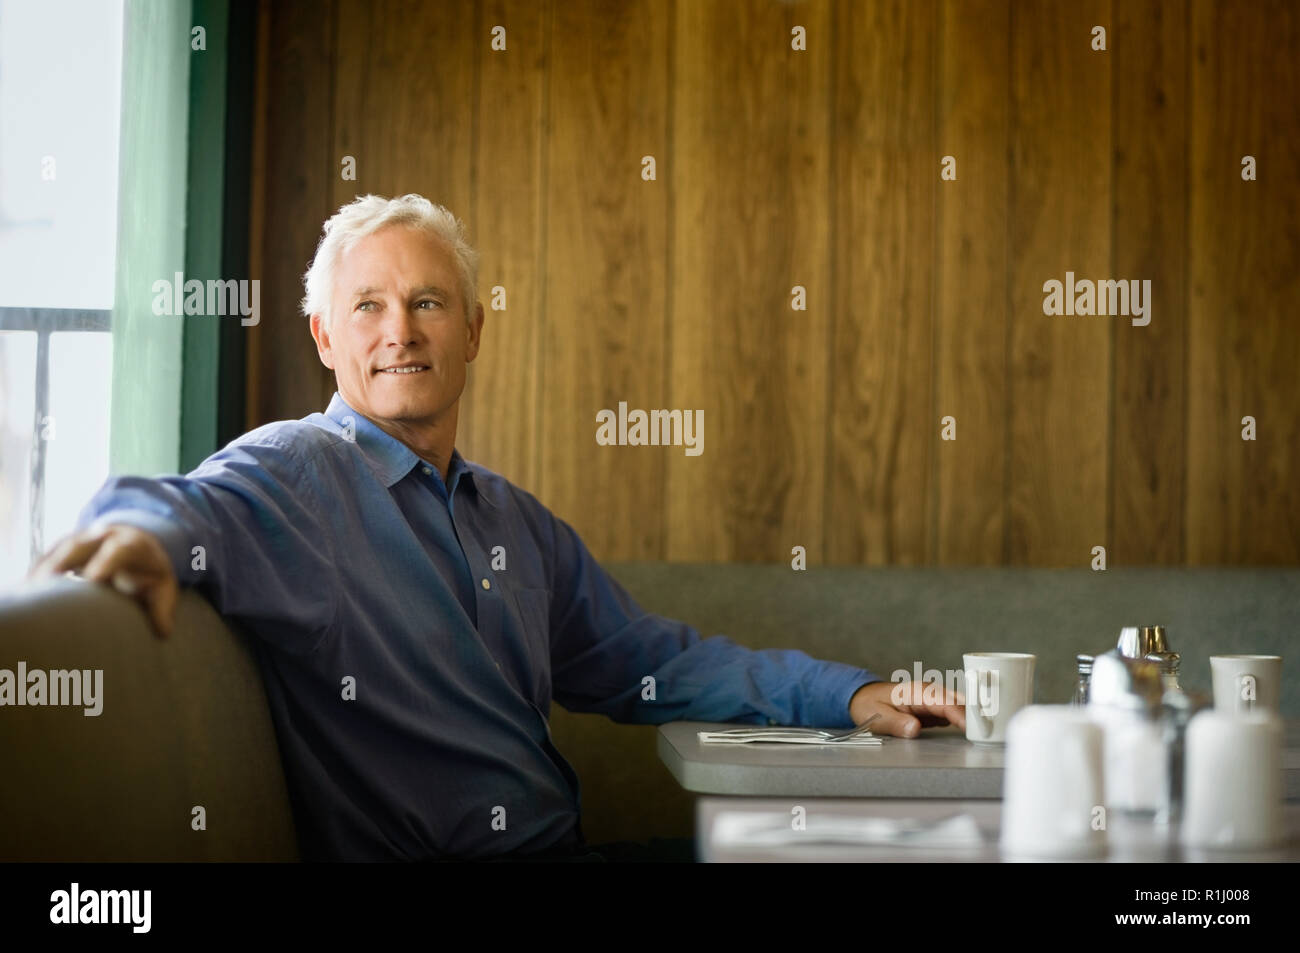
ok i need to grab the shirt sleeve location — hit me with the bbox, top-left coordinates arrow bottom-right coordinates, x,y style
74,434 -> 339,653
543,510 -> 883,728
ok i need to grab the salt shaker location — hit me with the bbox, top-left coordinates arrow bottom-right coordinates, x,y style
1071,654 -> 1094,706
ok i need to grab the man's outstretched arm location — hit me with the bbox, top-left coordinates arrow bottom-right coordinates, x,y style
541,508 -> 882,728
29,434 -> 339,652
540,506 -> 966,736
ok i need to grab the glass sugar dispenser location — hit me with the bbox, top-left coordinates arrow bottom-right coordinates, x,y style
1084,625 -> 1208,826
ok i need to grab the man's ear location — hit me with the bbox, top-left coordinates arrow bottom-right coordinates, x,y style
465,301 -> 485,363
309,312 -> 335,369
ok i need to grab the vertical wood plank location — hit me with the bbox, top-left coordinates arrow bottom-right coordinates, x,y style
1188,0 -> 1300,563
1007,0 -> 1111,566
935,0 -> 1009,565
1112,0 -> 1187,565
827,0 -> 935,565
668,0 -> 832,564
541,0 -> 671,559
459,0 -> 547,488
331,0 -> 478,409
247,0 -> 337,426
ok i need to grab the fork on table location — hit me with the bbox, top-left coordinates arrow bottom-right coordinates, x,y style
705,712 -> 882,744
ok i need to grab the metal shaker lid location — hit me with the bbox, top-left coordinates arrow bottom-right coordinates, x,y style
1117,624 -> 1173,658
1145,625 -> 1169,653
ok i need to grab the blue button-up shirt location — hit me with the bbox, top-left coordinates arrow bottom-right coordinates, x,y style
76,391 -> 881,860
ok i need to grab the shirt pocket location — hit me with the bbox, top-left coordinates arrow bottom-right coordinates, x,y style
509,587 -> 552,694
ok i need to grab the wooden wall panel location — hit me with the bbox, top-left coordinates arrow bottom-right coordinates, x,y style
1007,0 -> 1111,566
540,0 -> 671,560
248,0 -> 1300,567
1112,0 -> 1188,565
667,0 -> 832,563
246,0 -> 337,428
459,0 -> 548,488
826,0 -> 935,565
1188,0 -> 1300,563
934,0 -> 1009,565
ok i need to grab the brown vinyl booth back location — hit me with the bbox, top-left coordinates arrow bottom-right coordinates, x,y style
0,577 -> 298,861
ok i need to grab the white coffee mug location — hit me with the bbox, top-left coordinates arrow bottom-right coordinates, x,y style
1210,655 -> 1282,715
1180,709 -> 1283,850
1000,705 -> 1107,859
963,652 -> 1035,744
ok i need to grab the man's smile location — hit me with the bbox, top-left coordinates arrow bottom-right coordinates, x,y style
374,363 -> 431,375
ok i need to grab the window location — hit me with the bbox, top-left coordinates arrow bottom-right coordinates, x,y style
0,0 -> 124,587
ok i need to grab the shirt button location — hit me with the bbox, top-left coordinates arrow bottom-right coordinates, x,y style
481,578 -> 491,590
422,466 -> 432,475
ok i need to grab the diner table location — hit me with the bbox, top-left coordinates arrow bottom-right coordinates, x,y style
695,796 -> 1300,862
656,719 -> 1300,800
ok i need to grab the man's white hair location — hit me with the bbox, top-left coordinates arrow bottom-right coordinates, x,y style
300,193 -> 479,327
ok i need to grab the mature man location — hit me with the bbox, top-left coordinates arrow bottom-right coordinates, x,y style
32,194 -> 964,862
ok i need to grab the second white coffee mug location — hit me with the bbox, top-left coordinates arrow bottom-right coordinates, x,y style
1211,655 -> 1282,715
963,652 -> 1035,744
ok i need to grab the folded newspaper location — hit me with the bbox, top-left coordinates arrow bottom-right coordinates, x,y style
697,727 -> 882,746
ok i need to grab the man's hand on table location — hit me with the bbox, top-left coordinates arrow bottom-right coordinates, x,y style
849,680 -> 966,738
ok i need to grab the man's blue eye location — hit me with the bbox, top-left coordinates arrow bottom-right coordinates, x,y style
357,301 -> 376,312
417,299 -> 441,310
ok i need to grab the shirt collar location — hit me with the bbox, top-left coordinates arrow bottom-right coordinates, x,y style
323,391 -> 494,505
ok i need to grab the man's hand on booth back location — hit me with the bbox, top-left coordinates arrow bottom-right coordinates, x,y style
29,524 -> 178,639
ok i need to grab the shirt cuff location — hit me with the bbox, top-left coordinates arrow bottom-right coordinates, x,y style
807,662 -> 883,728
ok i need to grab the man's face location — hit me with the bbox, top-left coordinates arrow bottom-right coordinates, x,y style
310,225 -> 484,429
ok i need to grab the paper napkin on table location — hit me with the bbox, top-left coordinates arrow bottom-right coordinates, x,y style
697,728 -> 882,746
711,811 -> 983,848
